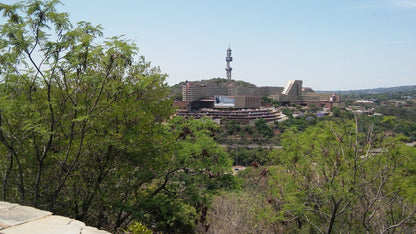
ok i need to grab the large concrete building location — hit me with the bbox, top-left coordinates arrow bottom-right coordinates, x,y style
181,80 -> 342,110
272,80 -> 342,106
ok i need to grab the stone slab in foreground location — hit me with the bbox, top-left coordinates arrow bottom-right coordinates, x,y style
0,201 -> 109,234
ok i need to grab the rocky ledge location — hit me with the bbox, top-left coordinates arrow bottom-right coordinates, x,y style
0,201 -> 109,234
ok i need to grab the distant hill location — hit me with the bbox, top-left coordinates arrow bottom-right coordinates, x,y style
169,78 -> 257,101
318,85 -> 416,94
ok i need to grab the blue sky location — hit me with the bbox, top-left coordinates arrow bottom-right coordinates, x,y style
4,0 -> 416,90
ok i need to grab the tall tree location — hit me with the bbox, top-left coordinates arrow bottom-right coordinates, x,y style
0,3 -> 235,232
0,0 -> 170,230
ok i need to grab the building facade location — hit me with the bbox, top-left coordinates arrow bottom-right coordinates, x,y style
181,80 -> 342,110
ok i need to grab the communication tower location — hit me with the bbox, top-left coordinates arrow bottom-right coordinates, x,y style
225,46 -> 232,80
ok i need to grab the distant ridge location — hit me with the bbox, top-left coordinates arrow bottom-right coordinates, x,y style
318,85 -> 416,94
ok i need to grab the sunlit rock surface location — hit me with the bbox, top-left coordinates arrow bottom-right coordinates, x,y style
0,202 -> 109,234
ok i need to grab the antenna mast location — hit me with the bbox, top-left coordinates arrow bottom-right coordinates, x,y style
225,45 -> 233,80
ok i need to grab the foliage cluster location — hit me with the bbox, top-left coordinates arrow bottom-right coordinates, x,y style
0,2 -> 235,233
218,118 -> 276,146
261,96 -> 280,107
336,107 -> 416,142
207,120 -> 416,233
219,111 -> 330,166
266,120 -> 416,233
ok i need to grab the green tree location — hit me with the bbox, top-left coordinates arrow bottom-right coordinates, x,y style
223,119 -> 241,135
0,2 -> 235,233
308,104 -> 320,112
126,222 -> 153,234
135,116 -> 234,233
330,106 -> 341,117
282,108 -> 293,118
0,0 -> 173,229
255,118 -> 274,139
267,120 -> 416,233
